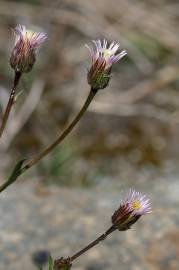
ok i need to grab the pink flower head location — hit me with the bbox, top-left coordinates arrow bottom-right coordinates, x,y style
10,25 -> 47,73
86,39 -> 127,91
112,189 -> 151,231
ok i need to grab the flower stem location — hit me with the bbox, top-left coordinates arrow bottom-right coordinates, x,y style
21,89 -> 97,173
69,225 -> 116,262
0,72 -> 21,138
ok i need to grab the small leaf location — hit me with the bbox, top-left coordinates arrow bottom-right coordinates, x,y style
48,254 -> 54,270
7,159 -> 25,184
0,159 -> 25,193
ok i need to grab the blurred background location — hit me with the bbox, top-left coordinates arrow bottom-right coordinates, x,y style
0,0 -> 179,269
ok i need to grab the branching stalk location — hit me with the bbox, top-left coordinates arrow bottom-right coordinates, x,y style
0,88 -> 96,193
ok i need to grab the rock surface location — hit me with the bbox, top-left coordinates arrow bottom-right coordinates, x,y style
0,176 -> 178,270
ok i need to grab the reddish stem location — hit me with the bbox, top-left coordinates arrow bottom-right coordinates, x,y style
0,72 -> 21,138
69,225 -> 116,262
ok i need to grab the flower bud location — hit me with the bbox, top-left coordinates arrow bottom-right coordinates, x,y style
54,257 -> 72,270
86,39 -> 127,91
10,25 -> 46,73
112,189 -> 151,231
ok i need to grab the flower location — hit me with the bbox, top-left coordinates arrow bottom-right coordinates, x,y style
112,189 -> 151,231
86,39 -> 127,91
10,24 -> 47,73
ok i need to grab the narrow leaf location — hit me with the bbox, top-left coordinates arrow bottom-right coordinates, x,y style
0,159 -> 25,193
48,254 -> 54,270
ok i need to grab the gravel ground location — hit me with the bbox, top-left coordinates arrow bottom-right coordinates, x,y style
0,174 -> 179,270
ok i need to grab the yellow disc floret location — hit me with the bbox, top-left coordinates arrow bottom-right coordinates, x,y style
131,199 -> 141,211
103,50 -> 112,60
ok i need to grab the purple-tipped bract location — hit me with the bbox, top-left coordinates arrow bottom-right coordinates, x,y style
10,25 -> 47,73
86,39 -> 127,91
112,189 -> 151,231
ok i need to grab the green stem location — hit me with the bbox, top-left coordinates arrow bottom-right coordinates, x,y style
0,72 -> 21,138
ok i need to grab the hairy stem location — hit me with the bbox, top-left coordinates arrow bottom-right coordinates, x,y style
21,89 -> 96,173
70,225 -> 116,262
0,72 -> 21,138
